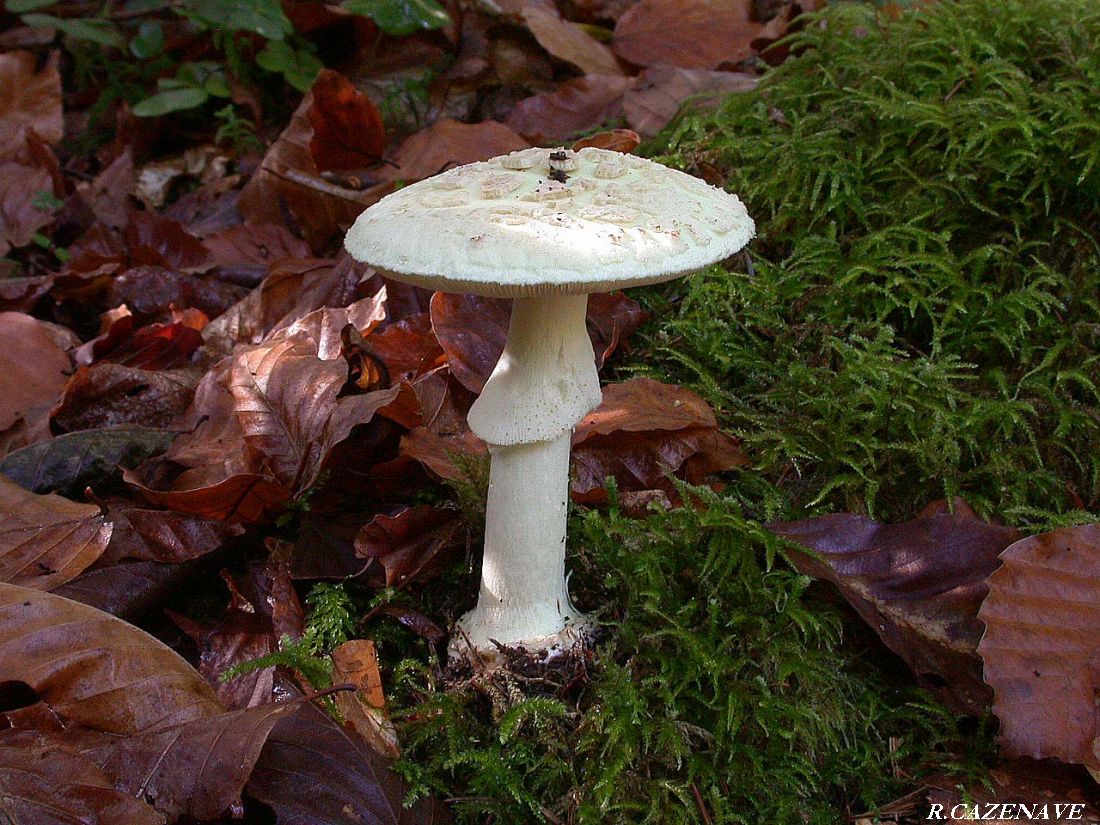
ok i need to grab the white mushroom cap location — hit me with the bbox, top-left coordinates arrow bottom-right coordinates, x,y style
345,147 -> 754,297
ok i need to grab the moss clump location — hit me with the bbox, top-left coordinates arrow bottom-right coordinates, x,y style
644,0 -> 1100,525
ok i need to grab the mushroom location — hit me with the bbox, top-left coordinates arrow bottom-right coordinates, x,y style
345,147 -> 754,662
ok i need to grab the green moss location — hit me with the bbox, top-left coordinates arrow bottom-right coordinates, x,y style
386,1 -> 1099,821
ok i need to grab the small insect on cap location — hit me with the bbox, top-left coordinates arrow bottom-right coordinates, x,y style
343,147 -> 755,297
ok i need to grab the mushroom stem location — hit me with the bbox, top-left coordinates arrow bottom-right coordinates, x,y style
456,292 -> 601,656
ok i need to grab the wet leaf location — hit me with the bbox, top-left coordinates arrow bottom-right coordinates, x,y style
623,65 -> 758,136
355,505 -> 465,587
505,74 -> 635,145
0,729 -> 165,825
0,476 -> 112,591
0,581 -> 222,733
772,499 -> 1021,714
247,700 -> 452,824
53,559 -> 200,620
0,426 -> 176,497
977,524 -> 1100,771
612,0 -> 776,69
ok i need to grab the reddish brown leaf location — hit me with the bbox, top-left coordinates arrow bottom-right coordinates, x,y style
586,291 -> 647,367
430,292 -> 511,394
0,155 -> 56,254
202,222 -> 312,285
125,469 -> 290,524
506,74 -> 635,145
0,312 -> 75,442
518,0 -> 624,75
101,320 -> 205,370
54,559 -> 199,621
248,700 -> 452,825
379,118 -> 530,183
76,147 -> 134,230
53,364 -> 199,431
0,729 -> 164,825
612,0 -> 774,69
307,70 -> 386,172
0,50 -> 62,157
102,506 -> 243,564
79,700 -> 301,822
0,476 -> 111,591
572,127 -> 641,153
367,312 -> 446,382
0,581 -> 223,733
411,368 -> 478,435
772,499 -> 1022,714
978,524 -> 1100,771
332,639 -> 400,758
108,265 -> 244,323
623,65 -> 758,136
355,505 -> 465,587
400,427 -> 487,482
124,210 -> 214,273
370,604 -> 446,643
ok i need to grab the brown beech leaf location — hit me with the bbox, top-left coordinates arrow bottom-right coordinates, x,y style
430,292 -> 511,394
103,506 -> 243,564
0,581 -> 222,733
505,74 -> 635,145
307,70 -> 386,172
771,499 -> 1022,714
0,476 -> 111,591
379,118 -> 530,183
108,265 -> 245,323
54,559 -> 200,621
0,155 -> 56,254
76,147 -> 134,230
79,700 -> 301,823
623,65 -> 758,136
248,700 -> 452,825
355,505 -> 466,588
96,319 -> 205,371
53,364 -> 199,431
977,524 -> 1100,771
238,76 -> 391,250
202,222 -> 312,285
124,468 -> 290,524
612,0 -> 774,69
586,291 -> 646,367
572,127 -> 641,153
0,50 -> 62,157
0,729 -> 165,825
332,639 -> 400,758
124,210 -> 214,273
571,378 -> 748,503
400,427 -> 487,482
0,311 -> 75,441
367,312 -> 446,382
518,0 -> 624,75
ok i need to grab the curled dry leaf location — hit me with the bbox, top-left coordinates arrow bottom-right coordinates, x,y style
505,74 -> 636,145
332,639 -> 400,758
355,505 -> 466,588
571,377 -> 748,504
379,118 -> 530,183
248,700 -> 452,825
517,0 -> 624,75
612,0 -> 781,69
0,476 -> 112,591
623,65 -> 758,137
977,524 -> 1100,773
0,729 -> 165,825
0,581 -> 223,733
772,499 -> 1021,714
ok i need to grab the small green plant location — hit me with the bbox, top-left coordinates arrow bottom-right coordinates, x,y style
213,104 -> 262,154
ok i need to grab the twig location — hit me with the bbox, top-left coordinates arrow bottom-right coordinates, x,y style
691,782 -> 715,825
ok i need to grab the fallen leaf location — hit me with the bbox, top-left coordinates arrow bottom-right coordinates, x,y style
0,729 -> 165,825
367,312 -> 446,381
623,65 -> 758,136
400,426 -> 487,482
124,210 -> 214,273
306,69 -> 386,172
103,506 -> 243,565
430,292 -> 511,394
505,74 -> 635,144
355,505 -> 466,587
572,127 -> 641,153
76,147 -> 134,229
586,291 -> 647,367
518,0 -> 624,75
0,50 -> 62,157
52,364 -> 199,431
202,222 -> 313,285
612,0 -> 772,69
125,468 -> 289,524
0,581 -> 222,733
771,499 -> 1021,714
108,265 -> 244,323
0,476 -> 111,591
247,700 -> 452,824
0,312 -> 74,442
977,524 -> 1100,771
0,427 -> 176,497
0,155 -> 57,254
332,639 -> 400,757
379,118 -> 530,183
54,559 -> 202,620
79,701 -> 301,822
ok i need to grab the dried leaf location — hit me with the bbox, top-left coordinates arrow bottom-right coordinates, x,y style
380,118 -> 530,183
306,70 -> 386,172
772,499 -> 1022,714
367,312 -> 446,381
518,0 -> 624,75
53,559 -> 200,620
0,311 -> 74,438
978,524 -> 1100,771
0,581 -> 222,733
612,0 -> 771,69
332,639 -> 400,758
572,127 -> 641,153
400,427 -> 487,483
125,468 -> 290,524
202,222 -> 312,285
0,50 -> 62,157
247,700 -> 452,825
505,74 -> 635,145
76,147 -> 134,229
124,210 -> 214,273
104,506 -> 243,564
623,65 -> 758,136
0,729 -> 165,825
355,505 -> 465,587
0,156 -> 56,254
0,476 -> 111,591
0,427 -> 176,497
52,364 -> 199,431
430,292 -> 511,394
